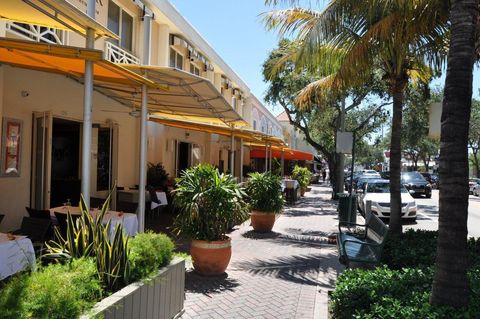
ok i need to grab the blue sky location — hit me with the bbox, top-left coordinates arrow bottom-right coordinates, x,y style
169,0 -> 480,116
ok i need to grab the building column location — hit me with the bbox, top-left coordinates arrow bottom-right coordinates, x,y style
137,11 -> 152,233
239,138 -> 244,182
265,143 -> 268,172
281,149 -> 285,176
157,24 -> 170,67
230,134 -> 235,176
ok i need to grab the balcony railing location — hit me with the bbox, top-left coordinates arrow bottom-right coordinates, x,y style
105,42 -> 140,65
5,22 -> 67,45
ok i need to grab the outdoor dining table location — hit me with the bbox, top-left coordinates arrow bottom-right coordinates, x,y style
48,206 -> 139,237
0,232 -> 36,280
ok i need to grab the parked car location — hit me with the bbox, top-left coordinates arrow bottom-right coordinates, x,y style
380,171 -> 390,180
401,171 -> 432,198
473,180 -> 480,196
345,171 -> 381,191
469,178 -> 480,195
358,179 -> 417,220
356,176 -> 382,193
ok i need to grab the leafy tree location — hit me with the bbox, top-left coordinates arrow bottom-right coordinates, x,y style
263,0 -> 449,235
468,98 -> 480,177
431,0 -> 480,308
402,84 -> 440,171
262,40 -> 388,196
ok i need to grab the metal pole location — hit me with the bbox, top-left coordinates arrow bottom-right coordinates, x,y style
269,144 -> 273,172
81,27 -> 95,209
337,99 -> 346,195
281,149 -> 285,177
230,134 -> 235,175
137,12 -> 152,233
239,138 -> 244,182
265,142 -> 268,172
347,131 -> 356,223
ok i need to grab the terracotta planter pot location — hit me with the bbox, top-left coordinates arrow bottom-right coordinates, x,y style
250,210 -> 276,232
300,188 -> 306,196
190,238 -> 231,275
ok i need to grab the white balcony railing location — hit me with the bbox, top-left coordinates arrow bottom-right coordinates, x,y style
5,22 -> 67,45
105,42 -> 140,65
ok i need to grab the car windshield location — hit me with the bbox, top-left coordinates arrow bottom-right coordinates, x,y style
367,182 -> 408,193
402,172 -> 425,182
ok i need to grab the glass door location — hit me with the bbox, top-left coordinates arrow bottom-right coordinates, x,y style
31,111 -> 52,209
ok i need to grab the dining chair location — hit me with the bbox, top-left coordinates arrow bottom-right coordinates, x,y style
149,188 -> 162,217
25,207 -> 51,219
54,212 -> 81,238
13,217 -> 52,256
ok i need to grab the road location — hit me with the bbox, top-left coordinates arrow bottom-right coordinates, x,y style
407,190 -> 480,238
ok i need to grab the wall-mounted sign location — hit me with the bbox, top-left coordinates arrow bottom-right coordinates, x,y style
1,117 -> 23,177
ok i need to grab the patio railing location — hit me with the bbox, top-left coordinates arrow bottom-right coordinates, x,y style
105,42 -> 140,65
6,22 -> 67,45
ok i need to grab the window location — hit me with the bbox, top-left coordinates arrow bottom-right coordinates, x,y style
170,48 -> 184,69
107,0 -> 133,51
231,96 -> 237,109
189,63 -> 200,76
253,120 -> 257,130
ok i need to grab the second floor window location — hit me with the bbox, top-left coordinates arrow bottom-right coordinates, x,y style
108,0 -> 134,51
190,63 -> 200,76
170,48 -> 184,70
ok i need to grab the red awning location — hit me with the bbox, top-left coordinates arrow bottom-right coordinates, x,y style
250,148 -> 314,161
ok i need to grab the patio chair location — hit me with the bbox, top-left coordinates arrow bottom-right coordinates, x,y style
54,212 -> 81,238
25,207 -> 51,219
149,188 -> 162,217
13,217 -> 52,256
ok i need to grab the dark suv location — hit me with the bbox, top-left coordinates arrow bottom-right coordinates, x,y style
402,171 -> 432,198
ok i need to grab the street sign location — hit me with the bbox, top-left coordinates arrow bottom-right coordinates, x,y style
336,131 -> 353,154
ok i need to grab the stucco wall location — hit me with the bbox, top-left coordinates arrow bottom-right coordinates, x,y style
0,66 -> 139,231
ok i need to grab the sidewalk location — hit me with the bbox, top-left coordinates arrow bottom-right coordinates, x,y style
180,184 -> 344,319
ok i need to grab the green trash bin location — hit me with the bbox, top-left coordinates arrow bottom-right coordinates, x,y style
337,193 -> 357,225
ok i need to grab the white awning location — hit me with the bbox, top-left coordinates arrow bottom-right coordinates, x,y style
101,65 -> 247,126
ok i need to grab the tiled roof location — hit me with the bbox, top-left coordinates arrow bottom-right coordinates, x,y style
276,111 -> 289,122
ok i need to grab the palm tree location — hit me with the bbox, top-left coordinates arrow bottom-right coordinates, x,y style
263,0 -> 449,234
430,0 -> 479,307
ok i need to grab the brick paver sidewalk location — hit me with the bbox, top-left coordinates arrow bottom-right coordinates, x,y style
180,184 -> 344,319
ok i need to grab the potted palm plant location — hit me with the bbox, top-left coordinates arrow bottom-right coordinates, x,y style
246,172 -> 284,232
173,164 -> 248,275
292,165 -> 312,196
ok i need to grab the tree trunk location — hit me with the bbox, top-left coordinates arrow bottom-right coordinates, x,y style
430,0 -> 478,307
389,77 -> 408,235
472,150 -> 480,178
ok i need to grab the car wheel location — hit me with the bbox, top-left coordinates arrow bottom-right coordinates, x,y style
426,193 -> 432,199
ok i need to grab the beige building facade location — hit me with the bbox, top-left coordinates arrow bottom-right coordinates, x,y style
0,0 -> 311,231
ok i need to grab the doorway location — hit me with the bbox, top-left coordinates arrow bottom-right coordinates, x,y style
175,141 -> 201,176
50,118 -> 81,208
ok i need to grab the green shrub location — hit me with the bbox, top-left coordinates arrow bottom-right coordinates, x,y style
291,165 -> 312,189
0,258 -> 103,319
246,172 -> 284,213
129,231 -> 174,281
382,229 -> 480,270
330,266 -> 480,319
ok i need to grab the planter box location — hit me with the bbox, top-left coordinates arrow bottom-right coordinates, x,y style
82,258 -> 185,319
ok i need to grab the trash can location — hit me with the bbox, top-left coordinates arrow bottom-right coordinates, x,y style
337,193 -> 357,225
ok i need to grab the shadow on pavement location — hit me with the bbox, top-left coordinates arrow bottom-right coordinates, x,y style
232,253 -> 338,287
185,271 -> 240,296
241,230 -> 282,240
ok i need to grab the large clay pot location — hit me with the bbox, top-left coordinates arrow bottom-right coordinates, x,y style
190,238 -> 231,275
300,187 -> 306,196
250,210 -> 276,232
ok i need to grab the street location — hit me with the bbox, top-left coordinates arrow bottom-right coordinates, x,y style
406,190 -> 480,238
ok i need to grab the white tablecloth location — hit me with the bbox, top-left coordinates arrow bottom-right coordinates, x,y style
0,233 -> 36,280
49,207 -> 138,237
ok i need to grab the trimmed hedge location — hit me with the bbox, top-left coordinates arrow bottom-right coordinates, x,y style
128,231 -> 175,281
0,258 -> 103,319
381,229 -> 480,270
331,266 -> 480,319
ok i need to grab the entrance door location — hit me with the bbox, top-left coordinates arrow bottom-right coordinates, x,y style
31,111 -> 52,209
176,141 -> 190,177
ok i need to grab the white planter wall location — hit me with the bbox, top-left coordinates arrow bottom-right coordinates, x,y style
82,258 -> 185,319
